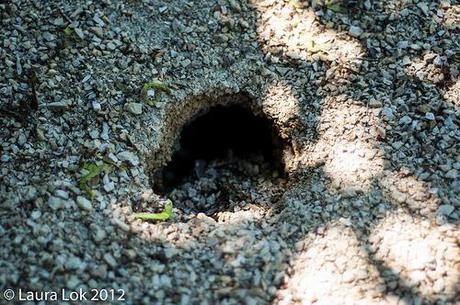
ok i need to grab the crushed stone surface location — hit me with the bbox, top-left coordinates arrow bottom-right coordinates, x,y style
1,0 -> 459,304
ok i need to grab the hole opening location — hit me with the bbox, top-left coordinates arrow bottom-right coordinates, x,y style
152,98 -> 287,216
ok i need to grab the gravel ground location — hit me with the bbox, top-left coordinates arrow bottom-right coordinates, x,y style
1,0 -> 459,304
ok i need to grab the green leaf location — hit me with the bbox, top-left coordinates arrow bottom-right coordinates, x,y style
142,80 -> 171,107
133,200 -> 173,221
326,0 -> 344,13
142,80 -> 171,94
63,26 -> 73,36
306,39 -> 332,54
78,162 -> 111,198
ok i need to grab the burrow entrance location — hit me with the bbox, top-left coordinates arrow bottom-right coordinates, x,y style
151,94 -> 290,216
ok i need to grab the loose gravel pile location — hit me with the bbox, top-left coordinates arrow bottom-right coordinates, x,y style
1,0 -> 459,304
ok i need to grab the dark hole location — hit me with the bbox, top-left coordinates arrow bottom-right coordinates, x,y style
153,104 -> 285,213
153,105 -> 284,215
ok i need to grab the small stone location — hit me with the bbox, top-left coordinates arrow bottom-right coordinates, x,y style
67,276 -> 80,289
93,228 -> 107,243
117,151 -> 140,166
52,17 -> 65,26
433,278 -> 445,293
399,115 -> 412,125
55,190 -> 69,199
1,154 -> 10,162
125,102 -> 143,115
181,58 -> 192,67
31,210 -> 41,220
65,256 -> 82,270
106,42 -> 116,50
349,26 -> 363,38
397,41 -> 409,49
342,270 -> 356,283
91,265 -> 107,278
48,196 -> 65,210
112,218 -> 130,232
18,133 -> 27,145
42,32 -> 55,42
376,126 -> 386,139
402,56 -> 411,65
103,253 -> 117,267
417,2 -> 429,16
382,107 -> 394,121
103,182 -> 115,192
425,112 -> 435,120
368,99 -> 382,108
92,100 -> 101,112
445,169 -> 458,179
46,101 -> 71,111
100,123 -> 109,140
437,205 -> 455,216
392,141 -> 404,150
146,89 -> 156,99
74,28 -> 85,39
76,196 -> 92,211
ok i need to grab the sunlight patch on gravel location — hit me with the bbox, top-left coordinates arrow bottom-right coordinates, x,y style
324,141 -> 383,192
276,225 -> 382,305
369,213 -> 460,300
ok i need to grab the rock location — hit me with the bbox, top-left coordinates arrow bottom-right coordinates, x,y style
349,26 -> 363,38
125,102 -> 143,115
46,101 -> 71,111
76,196 -> 92,211
432,278 -> 445,293
48,196 -> 65,210
103,182 -> 114,192
117,151 -> 140,166
368,99 -> 382,108
31,210 -> 41,220
106,42 -> 116,50
18,133 -> 27,145
42,32 -> 55,42
342,269 -> 356,283
146,89 -> 156,100
425,112 -> 435,120
91,265 -> 108,278
67,276 -> 80,289
437,205 -> 455,216
93,227 -> 107,243
74,28 -> 85,39
445,169 -> 457,179
376,126 -> 386,139
399,115 -> 412,125
397,41 -> 409,49
382,107 -> 395,121
417,2 -> 429,16
55,190 -> 69,199
65,256 -> 82,270
103,253 -> 117,268
92,100 -> 101,112
112,218 -> 130,232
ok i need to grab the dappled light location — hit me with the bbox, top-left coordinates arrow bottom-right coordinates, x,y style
1,0 -> 458,304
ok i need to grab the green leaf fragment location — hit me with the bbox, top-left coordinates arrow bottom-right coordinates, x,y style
78,163 -> 111,198
326,0 -> 344,13
133,200 -> 173,221
142,80 -> 171,93
306,39 -> 332,54
142,80 -> 171,107
63,26 -> 73,36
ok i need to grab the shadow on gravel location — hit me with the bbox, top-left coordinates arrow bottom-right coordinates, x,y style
127,0 -> 459,304
247,0 -> 460,304
200,0 -> 460,304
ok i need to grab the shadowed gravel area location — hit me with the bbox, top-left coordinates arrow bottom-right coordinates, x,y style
1,0 -> 459,304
